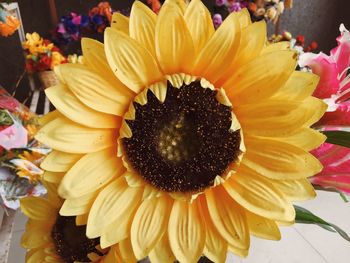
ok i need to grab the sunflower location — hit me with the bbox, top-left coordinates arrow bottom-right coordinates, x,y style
20,182 -> 122,263
36,0 -> 326,262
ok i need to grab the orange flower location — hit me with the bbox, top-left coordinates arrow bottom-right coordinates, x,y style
0,15 -> 20,37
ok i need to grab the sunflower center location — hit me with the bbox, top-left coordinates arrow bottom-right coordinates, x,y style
51,216 -> 103,263
157,112 -> 201,162
122,79 -> 242,193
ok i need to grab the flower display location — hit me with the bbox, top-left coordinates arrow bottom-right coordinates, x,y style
0,5 -> 20,37
23,32 -> 67,73
89,2 -> 113,33
214,0 -> 290,24
37,0 -> 326,262
0,88 -> 48,210
53,12 -> 90,44
20,182 -> 122,262
299,24 -> 350,195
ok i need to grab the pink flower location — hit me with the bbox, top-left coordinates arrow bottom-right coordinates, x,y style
71,12 -> 82,25
300,24 -> 350,195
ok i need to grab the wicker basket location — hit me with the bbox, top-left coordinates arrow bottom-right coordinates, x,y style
38,70 -> 58,90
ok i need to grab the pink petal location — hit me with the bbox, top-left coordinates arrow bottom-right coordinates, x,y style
299,52 -> 340,99
330,24 -> 350,81
318,101 -> 350,126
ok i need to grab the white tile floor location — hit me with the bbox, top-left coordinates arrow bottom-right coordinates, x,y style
6,191 -> 350,263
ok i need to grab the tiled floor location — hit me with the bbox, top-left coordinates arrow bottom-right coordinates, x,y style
5,191 -> 350,263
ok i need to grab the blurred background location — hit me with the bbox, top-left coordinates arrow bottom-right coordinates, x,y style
0,0 -> 350,104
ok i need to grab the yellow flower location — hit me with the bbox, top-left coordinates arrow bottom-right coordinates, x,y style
68,54 -> 84,64
36,0 -> 326,262
23,32 -> 53,55
51,51 -> 66,69
20,182 -> 122,263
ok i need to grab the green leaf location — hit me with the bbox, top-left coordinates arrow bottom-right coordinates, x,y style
294,205 -> 350,242
322,131 -> 350,148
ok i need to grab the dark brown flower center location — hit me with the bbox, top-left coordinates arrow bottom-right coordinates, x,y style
122,80 -> 241,193
51,216 -> 103,263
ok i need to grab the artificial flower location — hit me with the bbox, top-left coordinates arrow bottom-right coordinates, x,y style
300,24 -> 350,195
23,32 -> 53,55
0,15 -> 20,37
37,1 -> 326,262
51,51 -> 67,69
20,182 -> 122,263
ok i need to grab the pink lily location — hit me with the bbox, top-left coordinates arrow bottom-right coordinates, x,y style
299,24 -> 350,195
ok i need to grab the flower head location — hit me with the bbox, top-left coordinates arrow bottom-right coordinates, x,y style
300,24 -> 350,195
0,15 -> 20,37
20,182 -> 122,262
37,1 -> 326,261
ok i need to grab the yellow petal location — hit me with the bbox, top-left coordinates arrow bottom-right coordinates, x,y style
262,41 -> 290,54
228,244 -> 249,258
236,98 -> 326,137
21,221 -> 51,249
111,12 -> 129,33
102,245 -> 123,263
168,199 -> 205,263
58,63 -> 130,116
39,110 -> 60,126
130,1 -> 157,57
217,21 -> 266,86
272,71 -> 319,101
155,2 -> 195,74
76,213 -> 88,226
100,215 -> 131,248
119,239 -> 138,263
199,196 -> 228,263
149,232 -> 176,263
242,135 -> 323,180
276,127 -> 326,151
42,171 -> 64,184
246,211 -> 281,240
41,150 -> 82,173
46,85 -> 121,128
237,8 -> 252,28
272,178 -> 316,201
26,248 -> 48,263
131,197 -> 172,259
184,0 -> 214,53
43,181 -> 62,208
87,177 -> 142,238
35,117 -> 116,154
163,0 -> 187,13
21,197 -> 56,221
224,51 -> 297,105
60,191 -> 98,216
105,28 -> 163,93
193,12 -> 240,84
81,38 -> 134,97
58,148 -> 122,199
223,168 -> 295,222
206,186 -> 249,250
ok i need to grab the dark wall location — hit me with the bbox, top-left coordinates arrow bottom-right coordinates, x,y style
0,0 -> 349,101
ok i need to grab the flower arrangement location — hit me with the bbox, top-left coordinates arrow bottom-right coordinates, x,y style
269,31 -> 318,55
53,12 -> 90,45
13,1 -> 350,262
299,24 -> 350,197
25,1 -> 350,262
22,32 -> 67,73
89,1 -> 113,33
213,0 -> 291,26
0,88 -> 48,210
0,4 -> 20,37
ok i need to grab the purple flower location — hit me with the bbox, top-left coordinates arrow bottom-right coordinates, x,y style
215,0 -> 227,7
213,14 -> 223,29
